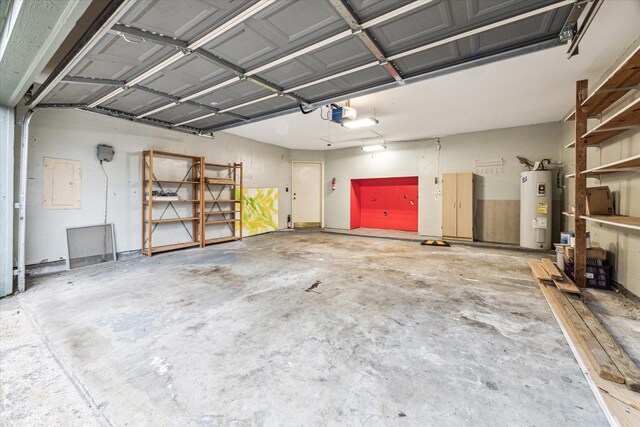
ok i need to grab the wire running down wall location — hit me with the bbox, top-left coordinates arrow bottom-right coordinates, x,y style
350,177 -> 418,231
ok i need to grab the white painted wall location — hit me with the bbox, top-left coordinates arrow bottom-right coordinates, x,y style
324,122 -> 564,237
14,111 -> 575,282
15,108 -> 291,265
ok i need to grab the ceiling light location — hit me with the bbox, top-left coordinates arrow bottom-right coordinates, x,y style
361,144 -> 387,152
342,117 -> 379,129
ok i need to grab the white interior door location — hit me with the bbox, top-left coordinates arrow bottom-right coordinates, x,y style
292,162 -> 322,228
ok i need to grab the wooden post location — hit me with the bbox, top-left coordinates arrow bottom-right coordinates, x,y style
574,80 -> 588,287
191,158 -> 198,246
239,162 -> 243,241
147,150 -> 154,256
141,152 -> 146,255
199,159 -> 205,247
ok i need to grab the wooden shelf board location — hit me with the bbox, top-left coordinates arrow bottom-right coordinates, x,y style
582,45 -> 640,116
204,236 -> 239,245
565,173 -> 575,179
144,199 -> 199,204
205,219 -> 240,225
205,162 -> 240,168
147,216 -> 199,224
565,141 -> 575,148
583,98 -> 640,145
143,150 -> 202,160
582,154 -> 640,176
563,211 -> 575,217
205,177 -> 236,185
145,179 -> 199,184
565,46 -> 640,121
581,215 -> 640,231
203,199 -> 240,203
200,210 -> 239,215
142,241 -> 200,254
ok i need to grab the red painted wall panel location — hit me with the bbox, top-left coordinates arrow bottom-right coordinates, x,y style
350,177 -> 418,231
350,180 -> 361,229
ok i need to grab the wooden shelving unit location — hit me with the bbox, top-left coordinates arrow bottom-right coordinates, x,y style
564,45 -> 640,287
199,162 -> 243,246
142,150 -> 203,256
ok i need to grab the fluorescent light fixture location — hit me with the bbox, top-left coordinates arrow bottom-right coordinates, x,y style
361,144 -> 387,152
342,117 -> 379,129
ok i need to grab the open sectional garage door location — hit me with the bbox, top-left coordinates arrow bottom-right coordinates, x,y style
30,0 -> 577,134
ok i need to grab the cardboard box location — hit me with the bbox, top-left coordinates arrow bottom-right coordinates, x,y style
586,186 -> 614,215
563,246 -> 607,260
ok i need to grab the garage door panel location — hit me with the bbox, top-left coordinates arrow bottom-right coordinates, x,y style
42,83 -> 115,105
119,0 -> 255,41
231,97 -> 297,118
394,41 -> 466,76
193,80 -> 271,108
472,8 -> 566,54
148,102 -> 212,123
101,88 -> 169,115
70,34 -> 176,82
188,114 -> 242,130
139,55 -> 233,96
295,66 -> 392,102
201,0 -> 348,71
346,0 -> 415,22
368,0 -> 567,56
257,37 -> 377,89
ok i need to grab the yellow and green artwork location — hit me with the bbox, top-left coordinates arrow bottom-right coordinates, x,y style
235,188 -> 279,237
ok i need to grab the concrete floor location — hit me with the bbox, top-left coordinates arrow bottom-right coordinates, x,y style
2,231 -> 640,426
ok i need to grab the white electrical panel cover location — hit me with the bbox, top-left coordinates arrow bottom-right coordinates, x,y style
43,157 -> 82,209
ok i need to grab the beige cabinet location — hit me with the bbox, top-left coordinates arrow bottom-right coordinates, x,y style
442,172 -> 474,241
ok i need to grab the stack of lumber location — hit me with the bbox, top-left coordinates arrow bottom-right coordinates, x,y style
529,259 -> 640,426
529,258 -> 581,294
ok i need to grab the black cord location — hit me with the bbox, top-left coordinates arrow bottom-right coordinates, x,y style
299,104 -> 318,115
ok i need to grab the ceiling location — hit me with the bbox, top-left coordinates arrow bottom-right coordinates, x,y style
227,0 -> 640,150
31,0 -> 582,139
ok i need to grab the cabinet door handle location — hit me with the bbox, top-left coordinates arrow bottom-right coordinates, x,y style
459,202 -> 461,208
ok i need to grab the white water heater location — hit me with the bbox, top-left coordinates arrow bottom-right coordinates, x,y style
520,170 -> 553,249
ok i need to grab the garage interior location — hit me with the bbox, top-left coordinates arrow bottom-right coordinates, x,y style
1,0 -> 639,425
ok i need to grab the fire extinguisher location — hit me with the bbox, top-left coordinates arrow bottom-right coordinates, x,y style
331,178 -> 336,191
